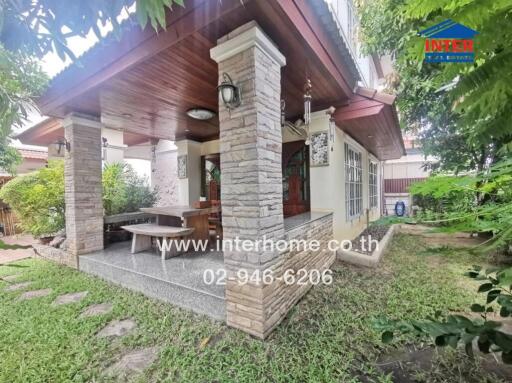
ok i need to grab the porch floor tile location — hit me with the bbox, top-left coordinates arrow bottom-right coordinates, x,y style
79,242 -> 225,321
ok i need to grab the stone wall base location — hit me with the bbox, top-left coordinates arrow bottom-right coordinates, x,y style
226,213 -> 335,338
337,223 -> 487,268
336,224 -> 397,268
33,244 -> 78,269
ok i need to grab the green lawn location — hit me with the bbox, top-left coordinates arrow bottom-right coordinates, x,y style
0,234 -> 509,382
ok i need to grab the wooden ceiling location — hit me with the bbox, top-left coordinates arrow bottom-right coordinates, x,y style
36,0 -> 403,159
43,0 -> 354,142
16,117 -> 150,147
334,89 -> 405,160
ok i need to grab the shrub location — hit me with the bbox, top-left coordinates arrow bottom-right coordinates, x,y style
102,163 -> 158,216
410,160 -> 512,253
410,175 -> 476,219
0,160 -> 64,236
0,160 -> 158,237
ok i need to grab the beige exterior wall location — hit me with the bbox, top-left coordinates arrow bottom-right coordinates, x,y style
306,110 -> 381,241
152,140 -> 179,206
175,139 -> 202,206
169,110 -> 383,242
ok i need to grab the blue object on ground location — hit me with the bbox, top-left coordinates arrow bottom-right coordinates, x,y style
395,201 -> 406,217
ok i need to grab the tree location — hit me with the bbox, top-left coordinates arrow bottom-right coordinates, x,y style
362,0 -> 512,360
359,0 -> 512,173
0,144 -> 21,175
0,46 -> 48,174
0,0 -> 184,171
0,160 -> 157,236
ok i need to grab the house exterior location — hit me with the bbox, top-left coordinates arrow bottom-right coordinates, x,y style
22,0 -> 404,338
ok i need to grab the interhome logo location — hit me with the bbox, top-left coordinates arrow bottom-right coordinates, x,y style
419,19 -> 478,63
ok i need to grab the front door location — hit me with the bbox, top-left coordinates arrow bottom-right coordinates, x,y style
282,141 -> 310,217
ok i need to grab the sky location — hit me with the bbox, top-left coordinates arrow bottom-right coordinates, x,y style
24,7 -> 134,128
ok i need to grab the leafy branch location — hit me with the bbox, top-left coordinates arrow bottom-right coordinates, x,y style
375,265 -> 512,364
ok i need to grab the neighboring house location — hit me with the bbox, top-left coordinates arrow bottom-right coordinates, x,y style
27,0 -> 404,338
0,144 -> 48,235
383,134 -> 435,215
0,144 -> 48,177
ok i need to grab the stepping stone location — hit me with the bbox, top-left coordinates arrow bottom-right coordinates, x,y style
2,275 -> 20,282
5,281 -> 32,292
52,291 -> 88,306
80,303 -> 113,318
107,347 -> 160,379
18,288 -> 52,300
97,319 -> 137,338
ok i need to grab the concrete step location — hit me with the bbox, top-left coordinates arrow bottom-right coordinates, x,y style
79,242 -> 226,321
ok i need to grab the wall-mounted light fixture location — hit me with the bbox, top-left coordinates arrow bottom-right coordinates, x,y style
52,138 -> 70,155
186,108 -> 216,120
217,72 -> 241,110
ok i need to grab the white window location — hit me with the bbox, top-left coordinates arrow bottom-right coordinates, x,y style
369,161 -> 378,208
345,143 -> 362,220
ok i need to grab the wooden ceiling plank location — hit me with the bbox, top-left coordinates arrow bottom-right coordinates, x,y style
39,0 -> 244,115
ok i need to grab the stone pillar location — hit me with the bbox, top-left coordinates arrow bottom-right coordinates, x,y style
211,21 -> 286,337
63,114 -> 104,257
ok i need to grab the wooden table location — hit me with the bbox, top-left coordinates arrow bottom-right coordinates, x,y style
140,205 -> 219,242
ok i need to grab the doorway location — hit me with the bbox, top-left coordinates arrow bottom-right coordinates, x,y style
282,141 -> 310,217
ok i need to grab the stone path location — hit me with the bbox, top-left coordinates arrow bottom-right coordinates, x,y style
5,281 -> 32,291
0,248 -> 35,265
107,347 -> 160,379
2,274 -> 20,282
80,303 -> 113,318
0,234 -> 37,264
18,288 -> 52,300
52,291 -> 88,306
97,319 -> 137,338
1,264 -> 155,380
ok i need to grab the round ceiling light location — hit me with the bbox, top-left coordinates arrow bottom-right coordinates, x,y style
186,108 -> 216,120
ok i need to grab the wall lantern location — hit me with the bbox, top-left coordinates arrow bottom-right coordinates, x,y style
52,138 -> 70,155
218,73 -> 241,110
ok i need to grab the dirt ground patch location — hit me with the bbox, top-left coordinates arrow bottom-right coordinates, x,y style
376,345 -> 512,383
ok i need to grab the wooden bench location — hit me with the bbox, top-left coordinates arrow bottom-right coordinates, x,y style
121,224 -> 194,260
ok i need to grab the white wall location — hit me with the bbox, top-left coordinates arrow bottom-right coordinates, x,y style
148,139 -> 220,207
101,128 -> 125,164
151,139 -> 179,206
175,139 -> 202,206
308,110 -> 382,241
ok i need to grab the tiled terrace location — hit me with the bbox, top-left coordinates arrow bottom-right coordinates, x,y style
79,242 -> 225,321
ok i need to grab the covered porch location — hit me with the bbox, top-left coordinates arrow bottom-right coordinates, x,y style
33,0 -> 403,338
80,241 -> 226,320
